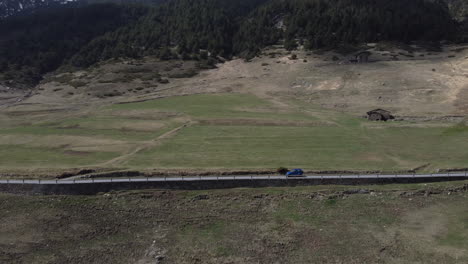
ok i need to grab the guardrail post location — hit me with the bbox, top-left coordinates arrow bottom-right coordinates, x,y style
6,179 -> 9,184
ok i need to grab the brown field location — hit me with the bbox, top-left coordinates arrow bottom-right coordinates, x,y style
1,181 -> 467,263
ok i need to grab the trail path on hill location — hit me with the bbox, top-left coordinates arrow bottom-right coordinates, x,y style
99,122 -> 191,167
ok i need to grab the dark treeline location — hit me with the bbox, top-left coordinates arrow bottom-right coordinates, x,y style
0,0 -> 168,19
70,0 -> 270,67
0,3 -> 147,84
235,0 -> 459,56
0,0 -> 466,86
443,0 -> 468,21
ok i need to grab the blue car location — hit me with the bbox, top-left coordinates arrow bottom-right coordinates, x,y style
286,169 -> 304,177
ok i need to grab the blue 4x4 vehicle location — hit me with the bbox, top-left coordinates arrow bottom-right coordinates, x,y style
286,169 -> 304,177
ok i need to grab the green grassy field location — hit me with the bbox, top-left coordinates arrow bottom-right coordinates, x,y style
0,145 -> 119,168
109,93 -> 318,121
117,94 -> 468,171
0,93 -> 467,172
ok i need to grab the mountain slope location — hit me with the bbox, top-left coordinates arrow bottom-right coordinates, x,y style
70,0 -> 270,67
71,0 -> 461,66
444,0 -> 468,21
0,3 -> 148,85
0,0 -> 465,87
235,0 -> 457,54
0,0 -> 169,18
0,0 -> 77,18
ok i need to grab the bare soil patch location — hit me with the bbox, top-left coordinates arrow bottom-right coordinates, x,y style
198,118 -> 329,127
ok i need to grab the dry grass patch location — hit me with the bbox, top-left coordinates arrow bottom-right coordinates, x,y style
198,118 -> 330,127
2,182 -> 467,263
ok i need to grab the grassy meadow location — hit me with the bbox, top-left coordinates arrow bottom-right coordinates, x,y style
0,93 -> 467,172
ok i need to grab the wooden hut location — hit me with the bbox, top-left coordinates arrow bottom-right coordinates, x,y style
367,109 -> 395,121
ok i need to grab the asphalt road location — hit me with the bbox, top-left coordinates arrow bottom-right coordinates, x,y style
0,173 -> 467,185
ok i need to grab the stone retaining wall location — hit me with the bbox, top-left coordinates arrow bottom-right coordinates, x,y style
1,176 -> 467,195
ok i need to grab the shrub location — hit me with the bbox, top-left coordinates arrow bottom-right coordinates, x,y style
53,74 -> 73,84
277,167 -> 289,175
70,80 -> 87,88
140,75 -> 155,81
168,70 -> 198,78
103,91 -> 123,97
115,67 -> 151,74
199,51 -> 208,60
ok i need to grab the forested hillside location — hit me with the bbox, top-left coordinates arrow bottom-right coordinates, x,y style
236,0 -> 457,53
0,0 -> 75,18
0,0 -> 466,87
0,0 -> 169,18
443,0 -> 468,21
0,3 -> 148,85
70,0 -> 270,67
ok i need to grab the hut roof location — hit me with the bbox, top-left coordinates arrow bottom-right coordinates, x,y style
367,109 -> 394,119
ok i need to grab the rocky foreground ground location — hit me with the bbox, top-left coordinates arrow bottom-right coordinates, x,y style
1,181 -> 467,263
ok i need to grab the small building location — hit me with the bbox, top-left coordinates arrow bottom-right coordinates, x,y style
355,51 -> 371,63
367,109 -> 395,121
